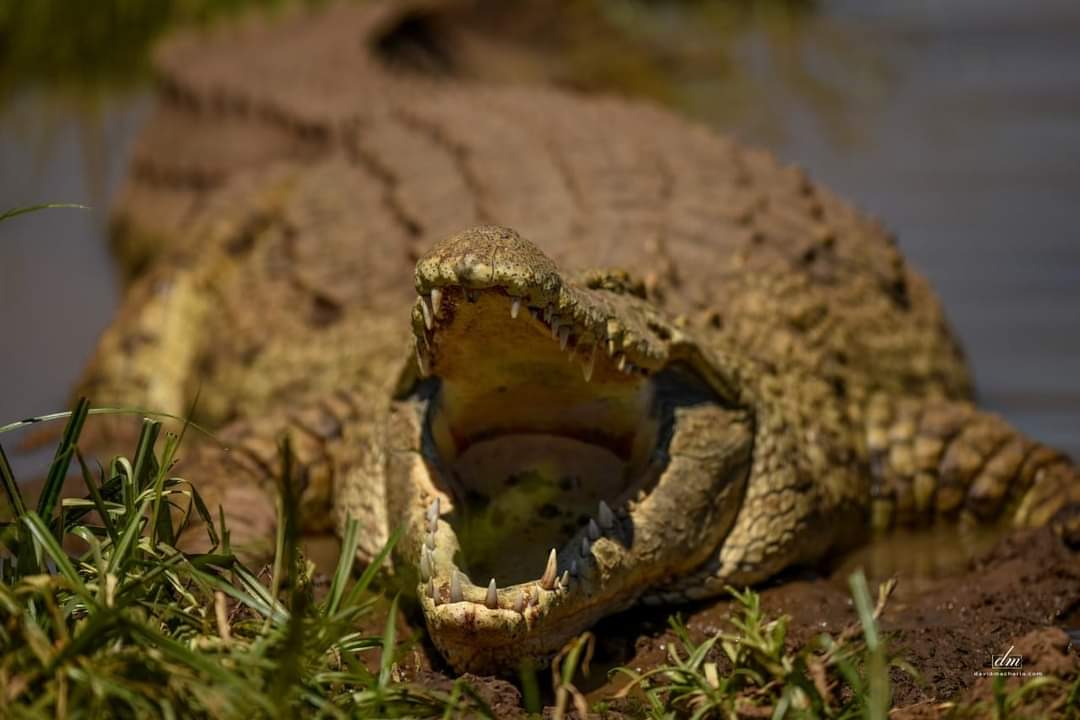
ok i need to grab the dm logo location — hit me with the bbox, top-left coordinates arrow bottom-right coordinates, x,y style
989,645 -> 1024,670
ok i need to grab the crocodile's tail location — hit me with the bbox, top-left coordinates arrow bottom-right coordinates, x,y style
865,394 -> 1080,543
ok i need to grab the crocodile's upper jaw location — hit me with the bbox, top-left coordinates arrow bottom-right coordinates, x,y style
390,227 -> 754,673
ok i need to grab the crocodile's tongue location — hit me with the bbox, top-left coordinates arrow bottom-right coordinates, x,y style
418,288 -> 659,588
450,434 -> 626,585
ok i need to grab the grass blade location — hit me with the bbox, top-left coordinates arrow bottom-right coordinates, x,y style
0,203 -> 88,223
74,449 -> 119,545
341,525 -> 402,611
0,441 -> 27,518
21,512 -> 93,603
378,594 -> 399,689
327,517 -> 361,616
37,398 -> 90,523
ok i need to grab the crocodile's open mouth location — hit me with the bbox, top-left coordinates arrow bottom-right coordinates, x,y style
390,227 -> 753,674
419,285 -> 663,587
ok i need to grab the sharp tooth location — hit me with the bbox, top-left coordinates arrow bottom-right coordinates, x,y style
420,549 -> 432,581
608,338 -> 616,357
540,548 -> 558,590
511,297 -> 521,319
587,518 -> 600,540
425,531 -> 435,550
582,345 -> 596,383
513,594 -> 525,613
450,571 -> 463,603
545,304 -> 554,324
420,295 -> 433,330
415,346 -> 431,377
560,570 -> 569,588
559,325 -> 570,350
570,559 -> 579,577
431,287 -> 443,316
580,536 -> 591,557
616,354 -> 627,371
486,578 -> 498,609
550,316 -> 560,338
428,577 -> 437,602
598,500 -> 616,529
426,497 -> 440,532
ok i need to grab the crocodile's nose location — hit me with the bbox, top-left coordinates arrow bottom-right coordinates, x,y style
414,225 -> 563,300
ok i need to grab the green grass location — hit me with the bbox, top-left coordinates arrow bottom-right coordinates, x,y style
610,575 -> 913,719
0,400 -> 493,719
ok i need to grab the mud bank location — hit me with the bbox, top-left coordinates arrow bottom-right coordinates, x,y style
391,527 -> 1078,716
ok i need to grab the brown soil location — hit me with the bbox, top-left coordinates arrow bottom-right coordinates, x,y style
393,527 -> 1079,717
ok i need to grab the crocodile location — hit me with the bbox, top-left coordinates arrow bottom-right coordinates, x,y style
78,3 -> 1079,673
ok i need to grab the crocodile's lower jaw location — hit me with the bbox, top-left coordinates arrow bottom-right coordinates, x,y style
395,276 -> 752,674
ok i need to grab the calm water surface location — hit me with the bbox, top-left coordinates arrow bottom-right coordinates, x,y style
1,0 -> 1078,480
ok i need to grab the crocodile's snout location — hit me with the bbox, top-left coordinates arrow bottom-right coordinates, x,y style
392,226 -> 753,673
415,225 -> 562,306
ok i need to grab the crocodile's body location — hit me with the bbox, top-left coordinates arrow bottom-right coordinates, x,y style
82,3 -> 1078,673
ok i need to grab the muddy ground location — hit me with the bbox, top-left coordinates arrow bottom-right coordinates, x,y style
359,527 -> 1079,717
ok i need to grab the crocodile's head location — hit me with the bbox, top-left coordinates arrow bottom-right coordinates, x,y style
388,226 -> 754,673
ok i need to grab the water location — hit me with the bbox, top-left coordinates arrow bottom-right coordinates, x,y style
0,0 -> 1078,481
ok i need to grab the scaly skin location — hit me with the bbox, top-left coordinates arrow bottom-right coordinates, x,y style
78,3 -> 1080,673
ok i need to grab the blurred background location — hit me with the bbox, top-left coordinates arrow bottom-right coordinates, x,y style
1,0 -> 1078,477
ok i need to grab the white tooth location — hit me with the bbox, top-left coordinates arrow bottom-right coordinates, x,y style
580,536 -> 591,557
450,571 -> 463,603
560,570 -> 569,588
540,548 -> 558,590
550,316 -> 560,338
598,500 -> 616,529
415,346 -> 431,377
420,549 -> 432,581
511,297 -> 521,319
486,578 -> 498,609
571,559 -> 579,576
425,531 -> 435,550
513,594 -> 525,613
608,338 -> 616,357
420,295 -> 433,331
559,326 -> 570,350
428,577 -> 437,602
616,354 -> 626,371
582,345 -> 596,383
587,518 -> 600,540
431,287 -> 443,316
545,304 -> 553,324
